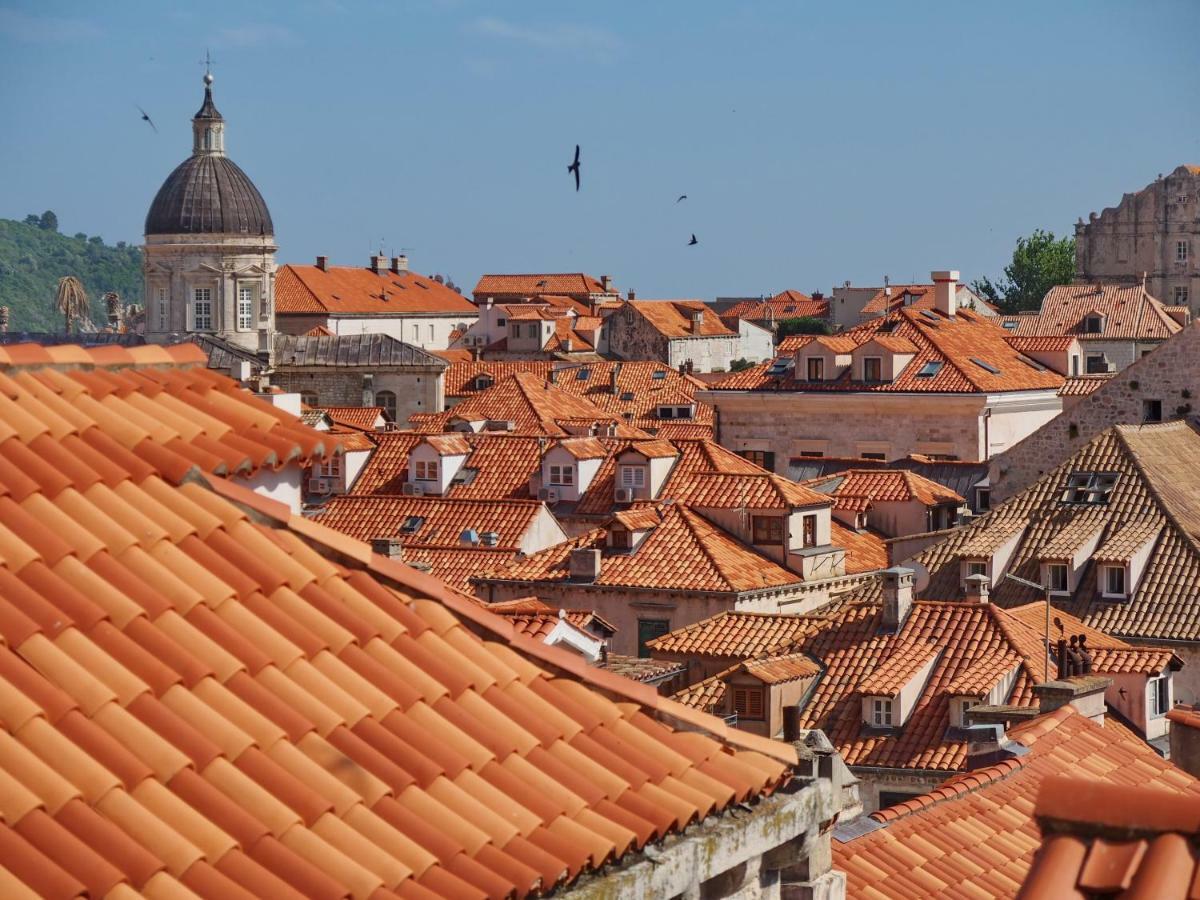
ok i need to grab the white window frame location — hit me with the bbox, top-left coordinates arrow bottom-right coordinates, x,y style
237,286 -> 253,331
1103,564 -> 1127,597
1062,472 -> 1118,505
414,459 -> 439,481
1045,563 -> 1069,594
549,464 -> 574,486
1178,240 -> 1189,263
621,465 -> 646,488
1175,287 -> 1190,305
316,453 -> 343,480
192,287 -> 213,331
872,698 -> 893,727
157,287 -> 168,331
965,560 -> 987,580
1149,675 -> 1170,718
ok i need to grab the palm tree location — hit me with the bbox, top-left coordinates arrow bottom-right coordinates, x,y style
55,276 -> 89,335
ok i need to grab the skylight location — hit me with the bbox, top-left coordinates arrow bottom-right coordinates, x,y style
400,515 -> 425,534
576,368 -> 590,380
1020,357 -> 1047,372
971,358 -> 1001,375
1002,320 -> 1018,330
1061,472 -> 1118,505
651,370 -> 666,380
916,361 -> 943,378
920,310 -> 941,322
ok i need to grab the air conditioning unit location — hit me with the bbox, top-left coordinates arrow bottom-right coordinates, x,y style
538,487 -> 560,503
401,482 -> 425,497
615,487 -> 635,503
310,478 -> 332,495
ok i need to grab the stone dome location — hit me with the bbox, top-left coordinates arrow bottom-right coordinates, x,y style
145,155 -> 274,236
144,76 -> 273,237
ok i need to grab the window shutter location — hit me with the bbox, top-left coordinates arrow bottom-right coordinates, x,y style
748,690 -> 764,719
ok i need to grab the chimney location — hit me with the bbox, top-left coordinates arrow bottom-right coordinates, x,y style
229,360 -> 252,383
370,254 -> 387,274
963,722 -> 1029,769
391,255 -> 408,274
600,275 -> 612,292
691,310 -> 704,333
569,548 -> 602,582
932,270 -> 960,317
371,538 -> 404,560
964,573 -> 989,604
609,362 -> 621,394
361,373 -> 375,408
316,255 -> 328,271
1034,674 -> 1112,724
881,566 -> 914,631
627,289 -> 636,301
811,291 -> 824,302
562,337 -> 573,352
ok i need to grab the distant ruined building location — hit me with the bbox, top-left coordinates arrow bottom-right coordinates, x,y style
1075,165 -> 1200,314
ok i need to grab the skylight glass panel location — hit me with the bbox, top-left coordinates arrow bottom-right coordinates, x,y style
916,361 -> 943,378
971,358 -> 1001,375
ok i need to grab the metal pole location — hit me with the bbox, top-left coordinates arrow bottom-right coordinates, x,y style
1045,589 -> 1051,683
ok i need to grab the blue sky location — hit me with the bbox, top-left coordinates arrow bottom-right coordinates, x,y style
1,1 -> 1197,297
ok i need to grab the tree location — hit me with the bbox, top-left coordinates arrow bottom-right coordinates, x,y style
24,214 -> 40,226
972,229 -> 1075,314
39,210 -> 58,232
776,316 -> 831,337
54,275 -> 89,334
729,358 -> 754,372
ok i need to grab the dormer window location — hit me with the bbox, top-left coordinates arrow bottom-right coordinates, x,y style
802,514 -> 818,548
862,357 -> 882,382
414,460 -> 438,481
1149,676 -> 1170,718
1102,565 -> 1127,598
1085,315 -> 1103,334
872,698 -> 893,727
807,358 -> 824,381
611,528 -> 631,550
1061,472 -> 1118,505
657,404 -> 695,420
620,466 -> 646,488
965,560 -> 987,579
548,464 -> 574,486
1045,563 -> 1069,594
473,374 -> 494,391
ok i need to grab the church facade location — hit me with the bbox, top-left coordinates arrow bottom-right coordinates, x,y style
142,73 -> 277,352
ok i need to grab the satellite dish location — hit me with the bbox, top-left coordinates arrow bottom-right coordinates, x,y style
907,560 -> 931,595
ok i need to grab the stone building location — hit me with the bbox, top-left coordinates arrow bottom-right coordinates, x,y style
1075,164 -> 1200,313
143,73 -> 276,352
607,300 -> 743,373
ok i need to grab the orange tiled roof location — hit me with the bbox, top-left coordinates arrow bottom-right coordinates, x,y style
319,406 -> 387,430
648,612 -> 822,660
857,645 -> 940,696
303,323 -> 334,337
1058,373 -> 1114,397
276,263 -> 478,316
742,651 -> 821,684
0,343 -> 797,898
831,521 -> 889,574
473,273 -> 610,299
708,308 -> 1064,394
626,301 -> 737,339
350,432 -> 543,499
484,598 -> 617,636
802,469 -> 964,506
314,495 -> 545,552
1005,334 -> 1078,353
1022,776 -> 1200,898
1003,284 -> 1181,341
834,707 -> 1200,899
481,503 -> 806,594
723,292 -> 829,322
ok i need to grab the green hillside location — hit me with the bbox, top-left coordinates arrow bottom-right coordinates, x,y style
0,213 -> 143,332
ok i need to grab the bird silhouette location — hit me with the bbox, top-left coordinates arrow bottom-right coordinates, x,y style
567,145 -> 581,191
676,194 -> 688,203
535,280 -> 548,288
136,105 -> 157,133
688,234 -> 698,246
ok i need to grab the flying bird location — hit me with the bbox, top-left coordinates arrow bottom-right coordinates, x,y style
567,145 -> 581,191
688,234 -> 698,246
676,194 -> 687,203
136,105 -> 157,132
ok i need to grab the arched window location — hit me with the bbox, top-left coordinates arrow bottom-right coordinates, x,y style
375,390 -> 397,421
205,128 -> 212,149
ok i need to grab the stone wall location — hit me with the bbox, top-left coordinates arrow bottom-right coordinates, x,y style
853,769 -> 944,816
989,323 -> 1200,503
271,365 -> 444,422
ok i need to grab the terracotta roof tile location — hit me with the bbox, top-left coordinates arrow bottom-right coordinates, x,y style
626,300 -> 736,339
803,469 -> 964,506
722,292 -> 828,322
1003,284 -> 1182,341
473,274 -> 610,299
0,343 -> 802,897
318,407 -> 386,430
1058,373 -> 1114,397
834,707 -> 1200,899
276,264 -> 477,316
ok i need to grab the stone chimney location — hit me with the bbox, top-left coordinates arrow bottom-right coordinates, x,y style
932,270 -> 959,317
229,360 -> 252,383
627,289 -> 636,301
881,566 -> 915,632
316,255 -> 328,271
370,254 -> 387,274
963,722 -> 1030,769
691,310 -> 704,334
1034,674 -> 1112,724
600,275 -> 612,293
371,537 -> 404,560
569,548 -> 601,582
964,573 -> 989,604
391,255 -> 408,274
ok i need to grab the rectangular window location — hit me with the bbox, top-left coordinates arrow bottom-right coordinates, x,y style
966,561 -> 987,578
872,698 -> 893,727
193,288 -> 212,331
157,288 -> 168,330
529,324 -> 539,338
1084,316 -> 1103,334
414,460 -> 439,481
734,688 -> 765,721
1176,287 -> 1190,305
1150,677 -> 1170,717
797,451 -> 824,459
861,452 -> 886,461
1178,240 -> 1189,262
237,286 -> 253,331
637,619 -> 670,658
806,357 -> 824,381
752,516 -> 784,545
1046,563 -> 1068,593
316,453 -> 343,479
411,324 -> 419,341
862,357 -> 882,381
1143,399 -> 1163,423
611,528 -> 631,550
428,325 -> 435,342
802,513 -> 818,547
549,465 -> 574,486
976,487 -> 991,511
1104,565 -> 1127,596
620,466 -> 646,488
1062,472 -> 1118,505
1085,354 -> 1109,374
740,450 -> 776,470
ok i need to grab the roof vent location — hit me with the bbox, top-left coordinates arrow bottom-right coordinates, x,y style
569,548 -> 602,582
480,531 -> 500,547
459,528 -> 480,546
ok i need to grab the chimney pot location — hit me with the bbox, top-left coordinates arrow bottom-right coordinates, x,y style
964,573 -> 989,604
932,270 -> 960,317
881,566 -> 915,631
316,255 -> 328,271
370,254 -> 387,274
371,537 -> 404,560
627,289 -> 636,301
600,275 -> 612,292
